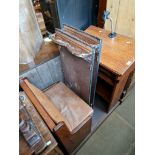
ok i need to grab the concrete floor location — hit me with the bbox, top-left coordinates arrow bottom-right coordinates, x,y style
76,88 -> 135,155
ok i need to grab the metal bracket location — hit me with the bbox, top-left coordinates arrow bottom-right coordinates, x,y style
102,10 -> 117,38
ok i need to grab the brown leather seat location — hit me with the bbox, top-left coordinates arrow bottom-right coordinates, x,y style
44,82 -> 93,134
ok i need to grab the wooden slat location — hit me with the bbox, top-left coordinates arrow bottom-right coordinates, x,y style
20,80 -> 56,131
98,72 -> 114,86
23,79 -> 72,132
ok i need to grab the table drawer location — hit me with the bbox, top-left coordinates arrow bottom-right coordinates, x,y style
98,67 -> 118,86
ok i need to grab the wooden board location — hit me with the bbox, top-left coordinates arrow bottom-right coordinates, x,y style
36,63 -> 54,89
53,26 -> 102,106
85,26 -> 135,76
20,56 -> 64,90
34,42 -> 59,65
19,0 -> 43,64
24,79 -> 72,132
105,0 -> 135,38
47,57 -> 64,83
19,92 -> 58,155
20,80 -> 56,131
20,68 -> 45,90
115,0 -> 135,38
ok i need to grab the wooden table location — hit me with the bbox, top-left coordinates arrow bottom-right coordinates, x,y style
85,26 -> 135,111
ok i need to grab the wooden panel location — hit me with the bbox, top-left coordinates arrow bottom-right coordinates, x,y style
34,42 -> 59,65
19,0 -> 43,64
36,63 -> 54,89
115,0 -> 135,38
54,118 -> 92,154
20,68 -> 44,90
24,79 -> 71,131
44,82 -> 93,134
105,0 -> 135,38
20,80 -> 56,131
19,92 -> 57,155
85,26 -> 135,76
104,0 -> 120,31
20,56 -> 64,90
47,56 -> 64,83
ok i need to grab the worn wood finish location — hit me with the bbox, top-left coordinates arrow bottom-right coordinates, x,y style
20,67 -> 45,90
19,42 -> 59,73
53,26 -> 102,106
20,79 -> 56,131
19,92 -> 60,155
63,24 -> 102,106
85,26 -> 135,111
20,56 -> 64,90
36,63 -> 54,89
24,79 -> 71,130
47,57 -> 64,83
19,0 -> 43,64
34,42 -> 59,65
44,82 -> 93,134
53,118 -> 92,154
85,26 -> 135,76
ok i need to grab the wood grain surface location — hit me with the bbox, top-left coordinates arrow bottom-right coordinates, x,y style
19,92 -> 58,155
24,79 -> 71,131
20,79 -> 56,131
85,26 -> 135,76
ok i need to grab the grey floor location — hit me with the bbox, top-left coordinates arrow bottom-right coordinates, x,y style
75,88 -> 135,155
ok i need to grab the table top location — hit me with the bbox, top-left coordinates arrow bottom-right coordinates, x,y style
85,26 -> 135,76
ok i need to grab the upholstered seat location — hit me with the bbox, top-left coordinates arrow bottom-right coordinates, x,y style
44,82 -> 93,134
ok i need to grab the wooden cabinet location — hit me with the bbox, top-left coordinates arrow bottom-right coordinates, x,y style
85,26 -> 135,112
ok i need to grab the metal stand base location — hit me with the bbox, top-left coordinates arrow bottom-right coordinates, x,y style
108,32 -> 117,38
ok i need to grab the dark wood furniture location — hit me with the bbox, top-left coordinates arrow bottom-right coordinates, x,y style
53,25 -> 102,106
85,26 -> 135,111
